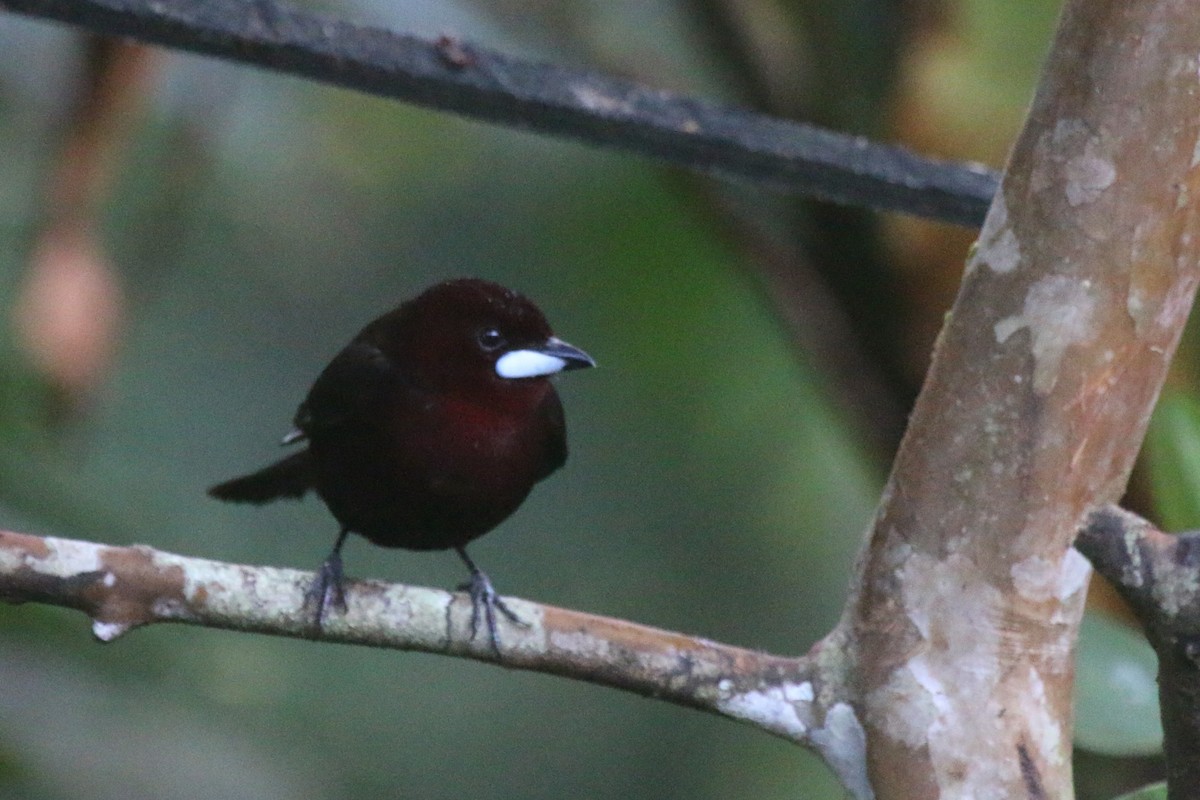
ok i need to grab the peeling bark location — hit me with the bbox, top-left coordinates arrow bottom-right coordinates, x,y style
848,1 -> 1200,797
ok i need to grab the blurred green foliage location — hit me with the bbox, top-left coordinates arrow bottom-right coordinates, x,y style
1145,389 -> 1200,531
1,0 -> 1171,798
0,7 -> 875,796
1075,612 -> 1162,758
1111,783 -> 1167,800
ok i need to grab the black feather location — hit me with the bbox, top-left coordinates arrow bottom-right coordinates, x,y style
208,450 -> 315,504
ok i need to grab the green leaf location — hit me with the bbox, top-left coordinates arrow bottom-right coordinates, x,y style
1074,612 -> 1162,756
1145,388 -> 1200,530
1110,782 -> 1167,800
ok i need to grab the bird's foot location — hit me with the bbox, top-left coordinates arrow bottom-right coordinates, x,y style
304,552 -> 348,627
458,570 -> 525,652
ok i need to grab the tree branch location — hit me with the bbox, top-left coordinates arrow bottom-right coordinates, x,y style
844,0 -> 1200,796
1077,506 -> 1200,800
0,0 -> 997,226
0,527 -> 870,796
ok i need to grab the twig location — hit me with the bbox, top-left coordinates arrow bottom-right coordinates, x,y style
0,0 -> 997,226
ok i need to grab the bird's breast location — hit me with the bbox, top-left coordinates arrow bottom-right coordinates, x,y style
414,394 -> 547,479
324,390 -> 552,546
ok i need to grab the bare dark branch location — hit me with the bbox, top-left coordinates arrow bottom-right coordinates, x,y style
1076,506 -> 1200,800
0,0 -> 997,226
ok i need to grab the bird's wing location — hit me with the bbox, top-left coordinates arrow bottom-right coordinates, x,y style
294,341 -> 403,436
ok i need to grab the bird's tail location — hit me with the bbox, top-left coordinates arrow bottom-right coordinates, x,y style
208,450 -> 315,504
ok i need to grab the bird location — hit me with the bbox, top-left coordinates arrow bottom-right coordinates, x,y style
208,278 -> 594,649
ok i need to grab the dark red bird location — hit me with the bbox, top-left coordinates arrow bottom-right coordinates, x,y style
209,278 -> 594,647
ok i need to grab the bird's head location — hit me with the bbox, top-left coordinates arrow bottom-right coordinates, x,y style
370,278 -> 594,401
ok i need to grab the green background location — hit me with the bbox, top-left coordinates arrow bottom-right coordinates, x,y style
0,1 -> 1172,798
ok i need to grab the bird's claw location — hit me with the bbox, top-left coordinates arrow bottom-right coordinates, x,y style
304,553 -> 348,627
458,570 -> 525,652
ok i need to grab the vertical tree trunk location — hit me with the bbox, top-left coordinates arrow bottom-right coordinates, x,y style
848,1 -> 1200,796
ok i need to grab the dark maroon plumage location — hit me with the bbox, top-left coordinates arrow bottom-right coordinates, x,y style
209,279 -> 594,646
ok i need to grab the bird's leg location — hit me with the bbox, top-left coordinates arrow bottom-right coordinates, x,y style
305,528 -> 350,627
455,546 -> 524,651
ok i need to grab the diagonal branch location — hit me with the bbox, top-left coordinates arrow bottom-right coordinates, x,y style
845,0 -> 1200,796
0,527 -> 868,796
0,0 -> 997,226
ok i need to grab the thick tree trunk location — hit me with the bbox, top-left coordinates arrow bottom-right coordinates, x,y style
848,1 -> 1200,797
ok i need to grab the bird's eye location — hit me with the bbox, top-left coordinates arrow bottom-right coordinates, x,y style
477,328 -> 505,352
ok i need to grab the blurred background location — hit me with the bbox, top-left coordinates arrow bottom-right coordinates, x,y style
0,0 -> 1182,797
